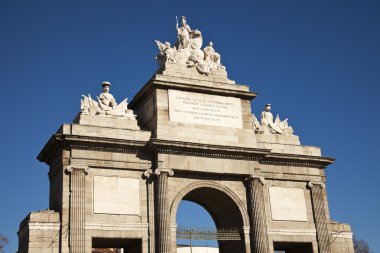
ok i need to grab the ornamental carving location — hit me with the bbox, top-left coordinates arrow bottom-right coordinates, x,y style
155,16 -> 226,75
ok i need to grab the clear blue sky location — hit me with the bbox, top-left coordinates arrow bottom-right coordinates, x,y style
1,0 -> 379,252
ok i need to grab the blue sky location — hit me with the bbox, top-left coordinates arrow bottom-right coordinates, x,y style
1,0 -> 379,252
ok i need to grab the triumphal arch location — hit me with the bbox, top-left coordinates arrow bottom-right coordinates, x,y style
18,17 -> 354,253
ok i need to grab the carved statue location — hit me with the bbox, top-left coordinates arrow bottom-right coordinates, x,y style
80,82 -> 136,119
155,41 -> 177,65
154,16 -> 226,75
251,104 -> 294,135
176,16 -> 192,50
204,42 -> 220,64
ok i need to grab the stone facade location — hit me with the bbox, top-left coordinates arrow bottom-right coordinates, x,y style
18,19 -> 354,253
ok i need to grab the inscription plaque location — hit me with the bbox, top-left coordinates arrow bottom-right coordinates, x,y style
168,90 -> 243,128
269,186 -> 308,221
93,176 -> 140,215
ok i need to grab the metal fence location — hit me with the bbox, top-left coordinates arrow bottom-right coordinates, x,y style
176,227 -> 242,241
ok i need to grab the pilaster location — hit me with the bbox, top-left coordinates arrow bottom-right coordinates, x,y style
308,181 -> 331,253
245,175 -> 270,253
67,166 -> 88,253
155,169 -> 174,253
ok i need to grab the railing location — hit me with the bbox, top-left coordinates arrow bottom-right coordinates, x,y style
176,227 -> 242,241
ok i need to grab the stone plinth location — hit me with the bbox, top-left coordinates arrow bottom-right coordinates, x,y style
73,113 -> 140,130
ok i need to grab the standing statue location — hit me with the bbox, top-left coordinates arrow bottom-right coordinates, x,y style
80,82 -> 136,119
176,16 -> 192,50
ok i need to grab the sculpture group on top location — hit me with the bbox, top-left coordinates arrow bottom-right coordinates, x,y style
80,82 -> 136,119
251,104 -> 294,135
155,16 -> 226,75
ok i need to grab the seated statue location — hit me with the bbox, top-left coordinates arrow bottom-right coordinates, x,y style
81,82 -> 136,119
204,42 -> 221,64
251,104 -> 294,135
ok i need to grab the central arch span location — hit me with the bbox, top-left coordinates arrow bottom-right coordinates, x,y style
170,181 -> 251,253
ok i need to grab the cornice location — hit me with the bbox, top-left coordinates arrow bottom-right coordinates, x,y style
37,134 -> 334,169
129,77 -> 257,109
148,138 -> 269,161
37,134 -> 148,164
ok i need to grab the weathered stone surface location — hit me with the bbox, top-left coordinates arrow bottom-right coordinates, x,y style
18,18 -> 353,253
93,176 -> 140,215
268,186 -> 308,221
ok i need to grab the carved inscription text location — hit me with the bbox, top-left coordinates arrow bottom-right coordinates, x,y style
168,90 -> 243,128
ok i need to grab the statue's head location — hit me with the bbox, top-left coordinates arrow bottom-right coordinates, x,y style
209,41 -> 213,47
102,81 -> 111,93
265,104 -> 271,111
165,42 -> 171,47
181,16 -> 187,25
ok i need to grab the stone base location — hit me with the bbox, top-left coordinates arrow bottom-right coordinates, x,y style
18,211 -> 60,253
156,62 -> 236,85
73,113 -> 140,130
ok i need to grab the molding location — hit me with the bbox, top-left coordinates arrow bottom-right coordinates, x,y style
268,228 -> 316,236
85,222 -> 148,231
329,232 -> 353,239
149,138 -> 268,161
29,222 -> 60,231
38,135 -> 334,170
38,134 -> 148,164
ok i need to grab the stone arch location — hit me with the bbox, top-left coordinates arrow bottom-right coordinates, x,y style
170,181 -> 249,226
170,181 -> 250,253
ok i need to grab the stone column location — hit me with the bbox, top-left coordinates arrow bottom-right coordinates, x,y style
308,181 -> 331,253
67,166 -> 88,253
144,171 -> 156,253
245,175 -> 270,253
155,169 -> 174,253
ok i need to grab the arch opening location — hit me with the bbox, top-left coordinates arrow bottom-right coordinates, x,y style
174,186 -> 247,253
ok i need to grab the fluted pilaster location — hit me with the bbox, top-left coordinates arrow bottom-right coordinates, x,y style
308,181 -> 331,253
67,166 -> 88,253
155,169 -> 174,253
245,175 -> 270,253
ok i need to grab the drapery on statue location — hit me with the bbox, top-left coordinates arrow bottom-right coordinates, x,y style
155,16 -> 226,75
80,82 -> 136,119
251,104 -> 294,135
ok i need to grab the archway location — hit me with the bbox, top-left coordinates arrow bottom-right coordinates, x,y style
171,182 -> 250,253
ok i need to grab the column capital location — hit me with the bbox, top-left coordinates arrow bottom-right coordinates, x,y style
143,170 -> 154,179
245,174 -> 266,185
66,166 -> 89,174
308,181 -> 325,189
155,168 -> 174,176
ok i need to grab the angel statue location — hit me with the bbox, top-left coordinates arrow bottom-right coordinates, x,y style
155,40 -> 177,65
80,82 -> 136,119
